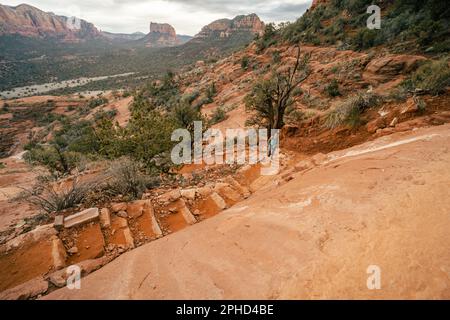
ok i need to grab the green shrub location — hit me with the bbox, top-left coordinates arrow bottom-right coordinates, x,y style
284,108 -> 306,125
182,91 -> 200,104
1,103 -> 9,112
206,82 -> 217,102
210,107 -> 228,125
241,56 -> 250,70
24,145 -> 82,176
256,23 -> 278,52
103,157 -> 155,201
325,92 -> 381,128
88,97 -> 109,109
172,101 -> 205,132
325,79 -> 341,97
405,58 -> 450,95
352,29 -> 377,50
272,51 -> 281,64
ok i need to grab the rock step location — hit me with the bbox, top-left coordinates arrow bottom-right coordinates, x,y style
223,176 -> 251,199
64,208 -> 99,229
107,216 -> 135,250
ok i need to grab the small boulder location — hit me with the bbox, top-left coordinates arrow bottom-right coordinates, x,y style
68,247 -> 79,255
117,211 -> 128,218
181,189 -> 197,201
158,189 -> 181,204
401,98 -> 419,114
111,203 -> 127,213
126,201 -> 146,219
195,186 -> 213,198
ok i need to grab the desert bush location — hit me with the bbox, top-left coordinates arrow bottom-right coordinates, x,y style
325,92 -> 381,128
325,79 -> 341,97
206,82 -> 217,102
284,108 -> 306,125
22,176 -> 96,213
272,51 -> 281,64
88,97 -> 109,108
404,58 -> 450,95
241,56 -> 250,70
182,91 -> 200,105
256,23 -> 278,52
172,101 -> 205,132
1,103 -> 9,112
210,107 -> 228,125
352,29 -> 377,50
24,145 -> 81,176
103,158 -> 159,201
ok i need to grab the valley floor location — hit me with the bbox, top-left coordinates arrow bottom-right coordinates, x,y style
44,124 -> 450,299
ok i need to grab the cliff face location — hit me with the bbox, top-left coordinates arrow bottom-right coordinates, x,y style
195,13 -> 264,39
0,4 -> 101,41
143,22 -> 180,47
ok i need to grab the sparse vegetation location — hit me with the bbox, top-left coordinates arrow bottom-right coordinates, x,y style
103,157 -> 159,201
210,107 -> 228,125
24,145 -> 82,177
325,79 -> 341,97
403,58 -> 450,95
325,92 -> 381,129
256,23 -> 278,53
280,0 -> 450,53
241,56 -> 250,70
22,176 -> 97,213
206,82 -> 217,102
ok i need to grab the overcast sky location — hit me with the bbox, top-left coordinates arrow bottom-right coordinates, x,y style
2,0 -> 312,35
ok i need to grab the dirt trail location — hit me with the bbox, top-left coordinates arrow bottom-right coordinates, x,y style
45,124 -> 450,300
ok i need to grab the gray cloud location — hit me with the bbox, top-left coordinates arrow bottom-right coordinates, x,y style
2,0 -> 312,35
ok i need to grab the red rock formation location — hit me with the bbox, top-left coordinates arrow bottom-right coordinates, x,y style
143,22 -> 180,47
195,13 -> 264,39
0,4 -> 100,42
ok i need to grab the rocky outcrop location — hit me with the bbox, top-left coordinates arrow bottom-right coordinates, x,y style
363,54 -> 426,83
195,14 -> 264,39
0,4 -> 101,41
143,22 -> 180,47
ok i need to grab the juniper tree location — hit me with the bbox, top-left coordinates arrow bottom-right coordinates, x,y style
245,46 -> 310,140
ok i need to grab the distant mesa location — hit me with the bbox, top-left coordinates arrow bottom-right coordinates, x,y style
143,22 -> 191,48
194,13 -> 264,40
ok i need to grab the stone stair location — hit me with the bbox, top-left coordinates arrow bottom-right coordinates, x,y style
0,165 -> 268,299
